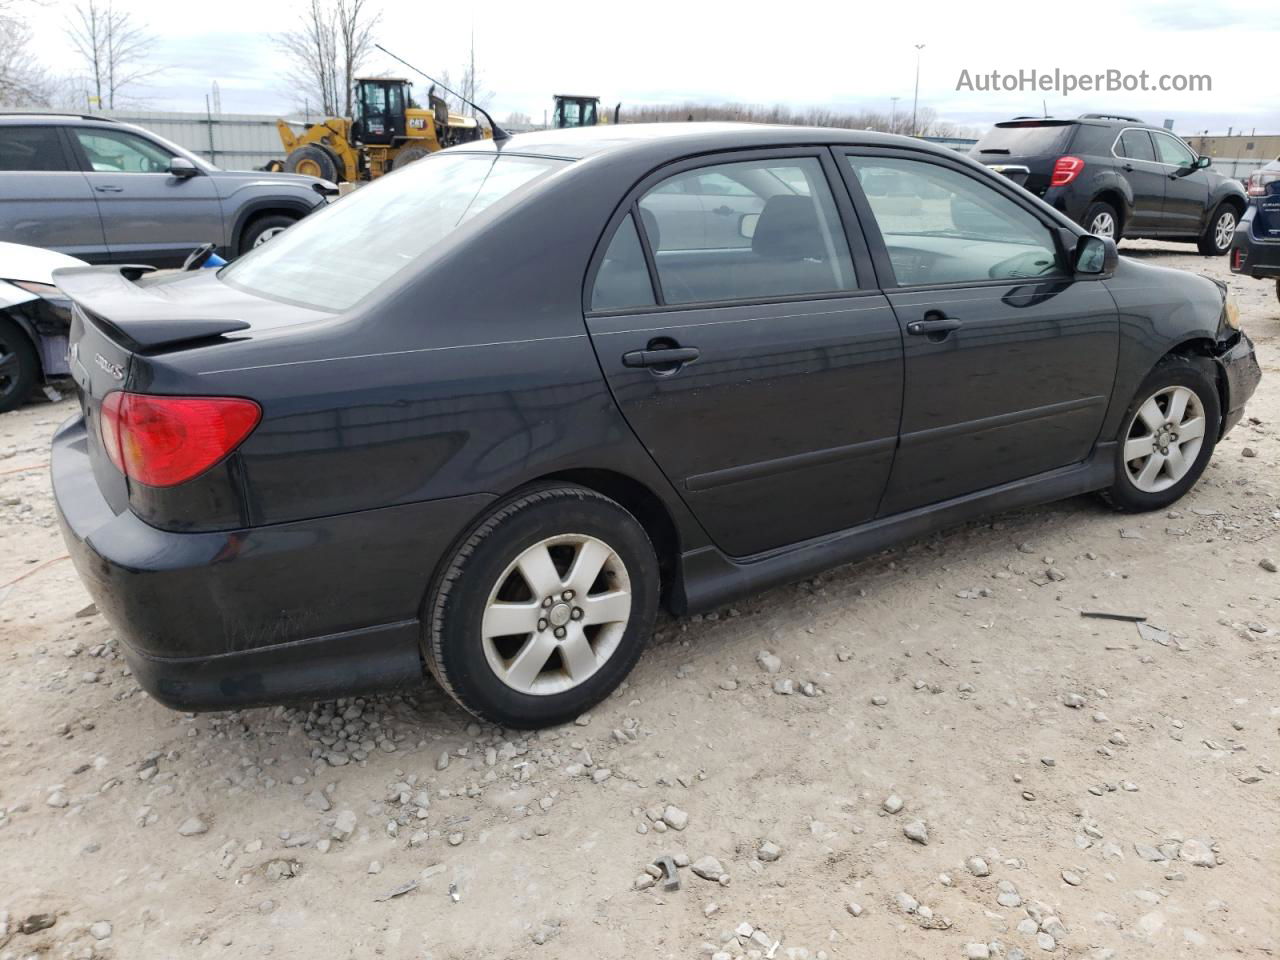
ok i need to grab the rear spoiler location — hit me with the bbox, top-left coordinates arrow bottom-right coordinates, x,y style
51,264 -> 250,352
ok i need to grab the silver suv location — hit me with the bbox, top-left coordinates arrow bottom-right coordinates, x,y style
0,114 -> 333,267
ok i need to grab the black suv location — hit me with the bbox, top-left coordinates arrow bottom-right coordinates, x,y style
971,114 -> 1248,255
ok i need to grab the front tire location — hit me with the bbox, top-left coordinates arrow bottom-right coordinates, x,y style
1102,355 -> 1220,512
0,318 -> 39,414
240,213 -> 297,253
284,144 -> 340,182
1198,204 -> 1238,256
424,485 -> 659,728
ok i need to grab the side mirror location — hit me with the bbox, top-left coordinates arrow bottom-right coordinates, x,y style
1195,155 -> 1212,170
738,212 -> 759,240
1074,234 -> 1118,276
169,157 -> 198,179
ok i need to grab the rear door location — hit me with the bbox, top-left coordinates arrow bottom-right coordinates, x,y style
838,148 -> 1118,516
585,149 -> 904,558
0,125 -> 108,260
1152,132 -> 1211,236
1112,128 -> 1165,233
67,125 -> 224,266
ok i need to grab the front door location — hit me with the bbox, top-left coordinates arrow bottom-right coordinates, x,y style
839,149 -> 1118,516
0,125 -> 108,261
585,151 -> 904,557
1112,128 -> 1166,234
1152,132 -> 1211,236
68,126 -> 224,266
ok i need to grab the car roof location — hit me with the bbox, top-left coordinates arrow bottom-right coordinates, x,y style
453,121 -> 956,162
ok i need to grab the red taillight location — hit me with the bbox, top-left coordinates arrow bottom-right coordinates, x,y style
1050,155 -> 1084,187
98,392 -> 261,487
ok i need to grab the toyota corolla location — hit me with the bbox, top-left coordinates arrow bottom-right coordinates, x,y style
51,123 -> 1260,727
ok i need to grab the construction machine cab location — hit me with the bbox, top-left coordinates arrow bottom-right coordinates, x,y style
353,78 -> 412,145
552,95 -> 601,128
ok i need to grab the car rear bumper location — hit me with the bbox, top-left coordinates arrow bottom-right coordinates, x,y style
1216,332 -> 1261,436
51,413 -> 494,710
1229,231 -> 1280,279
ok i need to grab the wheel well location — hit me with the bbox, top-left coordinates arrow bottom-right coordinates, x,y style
1163,338 -> 1229,432
540,468 -> 681,602
1092,190 -> 1127,233
1218,195 -> 1246,218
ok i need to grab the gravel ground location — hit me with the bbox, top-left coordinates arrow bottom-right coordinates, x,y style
1,244 -> 1277,960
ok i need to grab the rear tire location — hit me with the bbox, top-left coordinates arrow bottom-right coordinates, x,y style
284,144 -> 339,182
1102,354 -> 1220,512
1083,200 -> 1120,241
424,484 -> 659,728
1198,203 -> 1238,256
0,318 -> 39,414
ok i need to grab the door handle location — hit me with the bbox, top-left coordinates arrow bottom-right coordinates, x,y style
94,185 -> 124,193
622,346 -> 700,368
906,315 -> 962,338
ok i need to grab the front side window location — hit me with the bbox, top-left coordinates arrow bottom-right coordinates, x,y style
222,152 -> 567,311
0,126 -> 69,171
74,129 -> 173,173
1118,130 -> 1156,162
847,156 -> 1064,285
1153,133 -> 1196,168
636,157 -> 855,304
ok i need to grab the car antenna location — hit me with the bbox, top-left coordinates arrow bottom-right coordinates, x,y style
374,43 -> 510,143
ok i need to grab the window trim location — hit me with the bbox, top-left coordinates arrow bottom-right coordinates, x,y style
583,146 -> 877,317
0,123 -> 77,173
1110,128 -> 1159,165
833,145 -> 1078,292
1110,127 -> 1199,169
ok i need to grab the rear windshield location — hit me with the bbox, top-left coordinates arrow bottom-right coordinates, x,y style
972,122 -> 1075,157
221,152 -> 568,310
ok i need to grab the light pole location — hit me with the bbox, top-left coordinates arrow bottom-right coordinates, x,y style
889,96 -> 900,133
911,43 -> 925,137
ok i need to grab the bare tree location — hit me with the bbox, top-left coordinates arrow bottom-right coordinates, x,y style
66,0 -> 158,108
279,0 -> 379,118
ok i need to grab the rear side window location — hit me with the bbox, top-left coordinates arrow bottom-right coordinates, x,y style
636,157 -> 855,304
972,122 -> 1075,158
1117,130 -> 1156,162
223,153 -> 567,311
1153,133 -> 1195,167
0,126 -> 70,172
591,213 -> 655,311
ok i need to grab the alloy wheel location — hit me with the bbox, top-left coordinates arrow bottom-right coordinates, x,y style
1123,385 -> 1206,493
1213,211 -> 1236,252
253,226 -> 288,247
481,534 -> 632,696
1090,212 -> 1116,239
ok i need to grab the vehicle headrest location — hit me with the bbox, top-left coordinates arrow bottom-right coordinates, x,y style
752,195 -> 825,260
640,207 -> 661,252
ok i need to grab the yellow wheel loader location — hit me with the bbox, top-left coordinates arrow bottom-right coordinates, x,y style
552,94 -> 621,128
274,77 -> 489,183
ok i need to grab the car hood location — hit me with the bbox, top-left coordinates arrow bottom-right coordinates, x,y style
0,241 -> 87,285
209,169 -> 336,198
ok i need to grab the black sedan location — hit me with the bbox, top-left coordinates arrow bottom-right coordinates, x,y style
51,123 -> 1260,728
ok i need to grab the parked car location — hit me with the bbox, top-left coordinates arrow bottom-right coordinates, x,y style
51,124 -> 1259,727
970,114 -> 1248,255
1229,156 -> 1280,302
0,113 -> 336,268
0,241 -> 86,412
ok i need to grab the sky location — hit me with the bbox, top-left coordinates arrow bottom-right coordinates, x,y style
22,0 -> 1280,136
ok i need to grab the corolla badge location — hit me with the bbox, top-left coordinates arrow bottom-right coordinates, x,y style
95,353 -> 124,380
